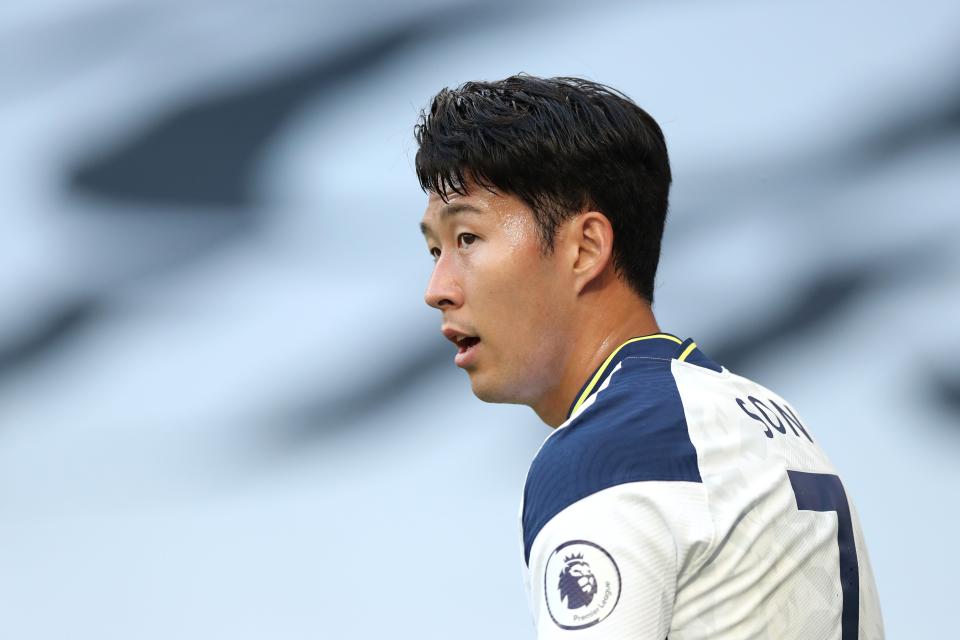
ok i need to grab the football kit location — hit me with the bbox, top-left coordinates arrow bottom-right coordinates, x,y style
520,333 -> 883,639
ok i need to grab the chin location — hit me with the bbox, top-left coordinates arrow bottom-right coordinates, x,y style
468,370 -> 531,406
468,372 -> 509,404
469,379 -> 504,404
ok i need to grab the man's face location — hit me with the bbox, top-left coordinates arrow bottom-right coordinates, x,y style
420,185 -> 573,405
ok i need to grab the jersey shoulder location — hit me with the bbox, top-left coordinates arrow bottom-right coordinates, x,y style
521,354 -> 704,563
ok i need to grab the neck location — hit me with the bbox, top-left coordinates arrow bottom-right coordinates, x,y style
531,291 -> 660,428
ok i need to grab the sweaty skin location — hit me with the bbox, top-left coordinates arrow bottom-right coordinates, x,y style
420,182 -> 660,426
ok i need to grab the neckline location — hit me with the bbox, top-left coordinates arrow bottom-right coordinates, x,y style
565,333 -> 684,419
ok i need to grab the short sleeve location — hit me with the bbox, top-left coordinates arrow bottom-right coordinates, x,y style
525,480 -> 712,639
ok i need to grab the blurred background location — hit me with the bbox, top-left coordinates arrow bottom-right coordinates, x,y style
0,0 -> 957,637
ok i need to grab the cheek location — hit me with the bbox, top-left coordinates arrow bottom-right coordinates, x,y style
497,317 -> 570,401
480,258 -> 558,337
466,236 -> 571,381
489,255 -> 566,346
465,244 -> 538,310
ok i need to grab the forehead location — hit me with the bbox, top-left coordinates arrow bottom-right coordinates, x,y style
419,186 -> 530,234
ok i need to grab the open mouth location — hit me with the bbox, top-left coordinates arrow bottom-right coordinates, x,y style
443,327 -> 482,366
456,336 -> 481,354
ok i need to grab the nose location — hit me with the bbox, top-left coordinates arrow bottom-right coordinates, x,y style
424,254 -> 463,310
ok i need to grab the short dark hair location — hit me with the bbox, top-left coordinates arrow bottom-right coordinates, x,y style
414,74 -> 672,302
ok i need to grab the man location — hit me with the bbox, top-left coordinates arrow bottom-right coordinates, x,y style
415,75 -> 883,639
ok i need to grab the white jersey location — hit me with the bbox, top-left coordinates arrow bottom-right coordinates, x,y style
520,334 -> 883,639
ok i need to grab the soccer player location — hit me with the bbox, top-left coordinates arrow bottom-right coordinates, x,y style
414,75 -> 883,639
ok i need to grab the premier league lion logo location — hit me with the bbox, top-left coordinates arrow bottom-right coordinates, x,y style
557,553 -> 598,609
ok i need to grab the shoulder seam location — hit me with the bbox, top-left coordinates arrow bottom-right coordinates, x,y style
683,482 -> 718,581
621,355 -> 673,363
668,366 -> 719,580
673,358 -> 729,378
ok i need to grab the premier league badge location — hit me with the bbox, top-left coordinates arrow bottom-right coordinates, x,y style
544,540 -> 621,630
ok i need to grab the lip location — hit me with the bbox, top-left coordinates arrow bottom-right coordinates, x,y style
441,325 -> 481,368
453,339 -> 480,368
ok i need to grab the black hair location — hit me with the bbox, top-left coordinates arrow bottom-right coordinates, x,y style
414,74 -> 672,302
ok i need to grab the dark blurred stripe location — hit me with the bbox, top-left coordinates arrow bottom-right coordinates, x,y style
0,299 -> 100,380
710,240 -> 947,372
67,10 -> 487,207
932,370 -> 960,418
261,339 -> 450,449
857,84 -> 960,163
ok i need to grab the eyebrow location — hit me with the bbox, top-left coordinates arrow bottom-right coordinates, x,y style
419,203 -> 483,236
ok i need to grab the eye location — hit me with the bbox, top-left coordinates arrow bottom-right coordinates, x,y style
457,233 -> 478,248
429,247 -> 441,261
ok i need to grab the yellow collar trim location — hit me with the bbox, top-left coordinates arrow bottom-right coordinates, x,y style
569,333 -> 683,417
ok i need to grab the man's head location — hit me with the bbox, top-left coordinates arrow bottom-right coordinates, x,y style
416,75 -> 672,414
416,74 -> 671,302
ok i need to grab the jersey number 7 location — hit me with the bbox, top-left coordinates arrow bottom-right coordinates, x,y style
787,470 -> 860,640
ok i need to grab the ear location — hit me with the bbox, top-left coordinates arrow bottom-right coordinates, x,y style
569,211 -> 614,294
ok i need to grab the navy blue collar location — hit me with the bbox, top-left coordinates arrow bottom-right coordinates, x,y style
566,333 -> 717,420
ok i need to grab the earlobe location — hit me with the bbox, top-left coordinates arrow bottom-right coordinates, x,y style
571,211 -> 614,294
